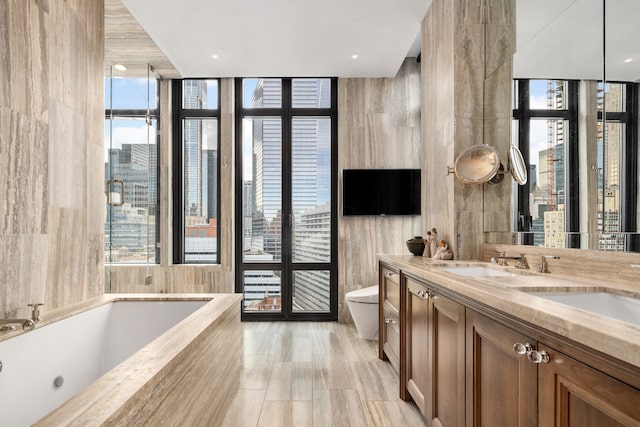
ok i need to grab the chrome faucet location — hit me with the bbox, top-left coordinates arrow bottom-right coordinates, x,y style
491,253 -> 530,269
28,303 -> 44,323
0,306 -> 38,332
539,255 -> 559,273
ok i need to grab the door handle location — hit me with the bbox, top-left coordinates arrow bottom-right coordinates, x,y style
106,179 -> 125,206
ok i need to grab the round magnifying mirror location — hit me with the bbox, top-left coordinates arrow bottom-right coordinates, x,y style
508,145 -> 527,185
454,144 -> 501,184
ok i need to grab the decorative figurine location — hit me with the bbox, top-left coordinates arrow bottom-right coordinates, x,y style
429,228 -> 438,256
433,239 -> 454,260
422,231 -> 432,257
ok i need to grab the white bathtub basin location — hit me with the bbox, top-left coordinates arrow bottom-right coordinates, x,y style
532,292 -> 640,327
0,299 -> 207,427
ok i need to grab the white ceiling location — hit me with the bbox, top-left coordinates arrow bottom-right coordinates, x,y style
121,0 -> 431,78
514,0 -> 640,82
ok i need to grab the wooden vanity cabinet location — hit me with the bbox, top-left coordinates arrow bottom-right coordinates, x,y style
380,259 -> 640,426
467,311 -> 640,427
466,310 -> 537,427
379,263 -> 401,375
404,275 -> 465,426
404,277 -> 430,413
538,344 -> 640,426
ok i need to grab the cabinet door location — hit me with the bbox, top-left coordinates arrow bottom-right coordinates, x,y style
405,277 -> 430,414
430,294 -> 465,427
381,265 -> 400,311
379,264 -> 400,362
538,344 -> 640,426
466,310 -> 537,427
382,311 -> 401,374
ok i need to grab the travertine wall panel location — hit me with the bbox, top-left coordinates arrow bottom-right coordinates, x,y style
0,109 -> 49,234
0,0 -> 104,316
482,0 -> 515,235
338,59 -> 422,323
422,0 -> 456,253
422,0 -> 514,259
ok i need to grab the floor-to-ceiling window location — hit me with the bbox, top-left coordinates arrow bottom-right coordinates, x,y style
235,78 -> 337,320
171,79 -> 221,263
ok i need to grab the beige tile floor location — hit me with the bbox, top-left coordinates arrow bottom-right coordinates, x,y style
220,322 -> 425,427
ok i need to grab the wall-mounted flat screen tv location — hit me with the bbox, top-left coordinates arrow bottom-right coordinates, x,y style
342,169 -> 421,216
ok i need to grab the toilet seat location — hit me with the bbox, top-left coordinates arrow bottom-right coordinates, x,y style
345,285 -> 378,304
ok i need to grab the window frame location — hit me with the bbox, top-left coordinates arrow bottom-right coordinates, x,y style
597,82 -> 639,234
234,77 -> 339,321
171,79 -> 222,264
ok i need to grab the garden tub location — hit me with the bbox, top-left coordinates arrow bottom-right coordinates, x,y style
0,294 -> 242,426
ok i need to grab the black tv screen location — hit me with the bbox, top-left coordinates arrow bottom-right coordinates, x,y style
342,169 -> 421,216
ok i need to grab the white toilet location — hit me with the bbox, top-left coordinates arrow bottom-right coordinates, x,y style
346,285 -> 379,340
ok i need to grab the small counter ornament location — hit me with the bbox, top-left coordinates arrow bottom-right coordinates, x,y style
423,228 -> 438,257
433,239 -> 454,260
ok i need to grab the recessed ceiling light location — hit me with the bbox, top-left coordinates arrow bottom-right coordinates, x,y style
211,54 -> 219,59
113,64 -> 127,71
351,54 -> 359,60
624,58 -> 634,63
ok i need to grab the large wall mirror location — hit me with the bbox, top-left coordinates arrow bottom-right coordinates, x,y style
489,0 -> 640,252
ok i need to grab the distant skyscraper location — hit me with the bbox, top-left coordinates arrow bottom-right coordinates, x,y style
105,143 -> 157,260
183,80 -> 208,216
529,164 -> 537,189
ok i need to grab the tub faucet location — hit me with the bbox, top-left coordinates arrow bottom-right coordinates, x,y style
0,307 -> 35,332
490,254 -> 530,269
0,318 -> 35,331
539,255 -> 560,273
28,303 -> 44,323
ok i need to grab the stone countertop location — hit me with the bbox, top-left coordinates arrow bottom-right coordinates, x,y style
378,254 -> 640,370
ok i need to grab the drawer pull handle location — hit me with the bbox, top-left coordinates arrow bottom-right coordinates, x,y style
384,317 -> 397,324
527,350 -> 550,364
384,272 -> 397,279
512,342 -> 533,355
410,288 -> 431,299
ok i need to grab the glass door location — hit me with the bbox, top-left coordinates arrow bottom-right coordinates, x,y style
236,78 -> 337,320
104,65 -> 160,291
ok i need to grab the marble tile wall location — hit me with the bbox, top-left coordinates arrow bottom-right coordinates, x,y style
422,0 -> 514,260
338,59 -> 422,323
482,0 -> 516,235
0,0 -> 104,317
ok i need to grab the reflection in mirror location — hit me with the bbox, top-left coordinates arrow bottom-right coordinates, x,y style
499,0 -> 640,252
454,145 -> 500,184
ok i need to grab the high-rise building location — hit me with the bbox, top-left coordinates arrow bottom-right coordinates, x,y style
183,80 -> 207,216
292,202 -> 331,311
105,143 -> 158,261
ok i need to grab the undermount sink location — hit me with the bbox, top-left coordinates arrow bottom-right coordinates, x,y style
531,292 -> 640,327
440,266 -> 520,278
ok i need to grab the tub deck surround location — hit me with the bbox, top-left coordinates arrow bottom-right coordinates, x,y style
0,293 -> 219,343
31,293 -> 242,426
377,254 -> 640,370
